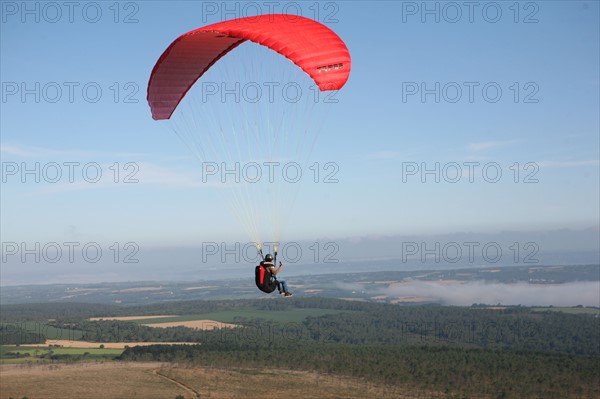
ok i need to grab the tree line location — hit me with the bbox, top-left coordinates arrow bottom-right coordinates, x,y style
2,298 -> 599,356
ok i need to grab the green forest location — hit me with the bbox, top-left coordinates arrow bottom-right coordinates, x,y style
2,298 -> 599,398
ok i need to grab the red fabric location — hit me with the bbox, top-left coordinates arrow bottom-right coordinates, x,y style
147,14 -> 351,120
259,265 -> 266,284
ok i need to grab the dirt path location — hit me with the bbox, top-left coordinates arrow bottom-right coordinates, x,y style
152,368 -> 201,399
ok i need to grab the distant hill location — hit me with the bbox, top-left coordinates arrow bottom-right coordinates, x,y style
1,264 -> 598,306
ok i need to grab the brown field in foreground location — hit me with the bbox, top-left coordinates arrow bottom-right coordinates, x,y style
0,362 -> 434,399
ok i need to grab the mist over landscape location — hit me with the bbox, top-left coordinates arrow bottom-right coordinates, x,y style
2,228 -> 598,286
3,227 -> 598,310
378,281 -> 600,307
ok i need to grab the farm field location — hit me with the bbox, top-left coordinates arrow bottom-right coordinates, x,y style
89,315 -> 178,321
531,307 -> 600,315
142,320 -> 238,329
0,321 -> 83,341
0,362 -> 420,399
0,342 -> 201,364
0,344 -> 122,364
81,308 -> 348,331
1,345 -> 123,356
119,308 -> 349,324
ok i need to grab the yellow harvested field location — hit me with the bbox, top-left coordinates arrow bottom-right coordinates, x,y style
89,315 -> 178,321
0,362 -> 430,399
86,315 -> 238,330
30,340 -> 198,349
142,320 -> 238,330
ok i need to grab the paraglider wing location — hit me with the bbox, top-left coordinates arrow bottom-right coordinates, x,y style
147,14 -> 351,120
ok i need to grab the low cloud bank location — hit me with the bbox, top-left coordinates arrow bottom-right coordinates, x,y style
382,281 -> 600,307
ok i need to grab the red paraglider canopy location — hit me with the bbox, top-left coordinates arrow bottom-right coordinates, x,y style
147,14 -> 351,120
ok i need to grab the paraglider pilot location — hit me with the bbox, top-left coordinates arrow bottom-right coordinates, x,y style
255,253 -> 293,297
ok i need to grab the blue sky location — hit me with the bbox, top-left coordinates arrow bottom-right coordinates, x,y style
1,1 -> 599,257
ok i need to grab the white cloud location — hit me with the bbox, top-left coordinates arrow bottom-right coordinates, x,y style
537,160 -> 600,168
30,161 -> 211,194
364,150 -> 404,161
467,141 -> 514,152
0,144 -> 38,157
0,143 -> 144,159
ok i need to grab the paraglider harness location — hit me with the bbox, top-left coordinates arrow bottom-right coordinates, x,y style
255,249 -> 279,293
